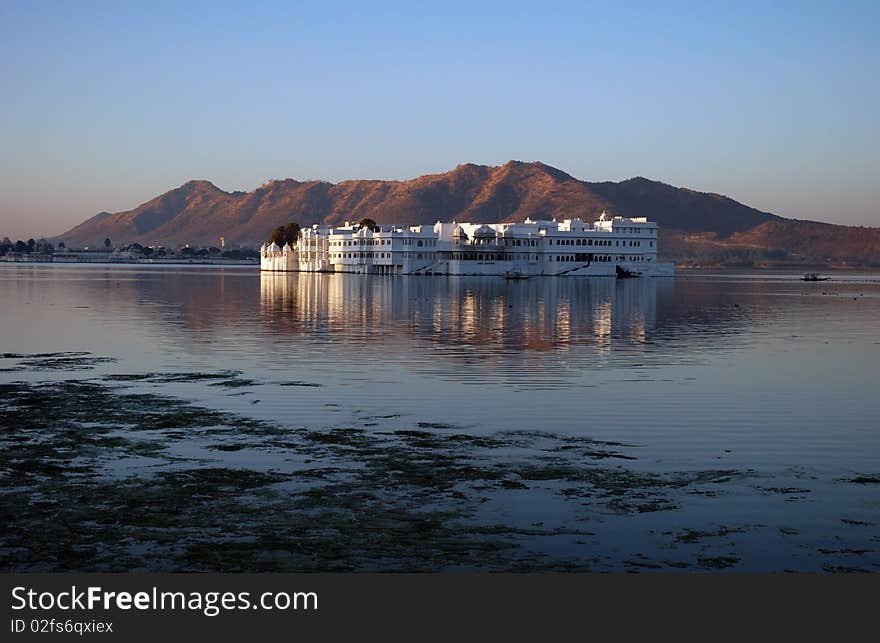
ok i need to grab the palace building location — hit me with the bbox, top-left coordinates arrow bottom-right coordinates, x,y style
261,213 -> 674,278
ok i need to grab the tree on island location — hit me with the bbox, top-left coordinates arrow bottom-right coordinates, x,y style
356,217 -> 379,231
268,222 -> 301,247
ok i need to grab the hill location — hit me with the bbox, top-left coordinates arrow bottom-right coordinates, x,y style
56,161 -> 879,267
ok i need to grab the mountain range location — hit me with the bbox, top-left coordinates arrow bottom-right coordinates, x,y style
57,161 -> 879,267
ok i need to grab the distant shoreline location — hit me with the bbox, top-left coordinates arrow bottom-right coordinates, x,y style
2,261 -> 879,279
4,258 -> 874,270
673,262 -> 880,271
0,257 -> 258,266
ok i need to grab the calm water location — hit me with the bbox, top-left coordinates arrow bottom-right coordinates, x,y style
2,264 -> 879,571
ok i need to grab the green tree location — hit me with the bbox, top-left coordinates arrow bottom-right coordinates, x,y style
283,222 -> 301,245
268,226 -> 285,246
268,222 -> 301,246
356,217 -> 378,231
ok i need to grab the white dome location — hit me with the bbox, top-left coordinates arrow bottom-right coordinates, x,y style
281,243 -> 291,252
267,242 -> 281,252
260,243 -> 267,252
473,224 -> 496,237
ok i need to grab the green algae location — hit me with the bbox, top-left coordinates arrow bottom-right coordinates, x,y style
848,475 -> 880,484
2,376 -> 750,572
104,370 -> 243,383
674,527 -> 746,544
2,367 -> 875,573
697,556 -> 741,570
208,378 -> 258,388
1,352 -> 117,371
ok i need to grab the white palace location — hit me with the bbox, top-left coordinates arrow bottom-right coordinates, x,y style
260,213 -> 674,278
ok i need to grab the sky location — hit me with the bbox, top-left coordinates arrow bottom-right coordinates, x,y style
1,0 -> 878,240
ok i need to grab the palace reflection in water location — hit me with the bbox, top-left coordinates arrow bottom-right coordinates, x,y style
259,272 -> 662,356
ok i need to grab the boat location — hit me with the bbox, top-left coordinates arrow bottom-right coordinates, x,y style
503,270 -> 530,280
801,272 -> 830,282
616,265 -> 640,279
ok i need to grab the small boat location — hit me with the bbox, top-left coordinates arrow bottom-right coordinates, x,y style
503,270 -> 530,280
616,265 -> 640,279
801,272 -> 830,282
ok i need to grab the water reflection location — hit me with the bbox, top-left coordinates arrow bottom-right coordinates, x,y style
2,264 -> 878,455
0,265 -> 786,378
4,267 -> 880,573
259,273 -> 664,353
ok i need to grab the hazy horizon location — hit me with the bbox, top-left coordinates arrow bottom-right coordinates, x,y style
2,1 -> 878,240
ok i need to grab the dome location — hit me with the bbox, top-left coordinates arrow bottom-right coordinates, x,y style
473,224 -> 496,238
267,242 -> 281,252
281,243 -> 291,252
260,243 -> 267,252
452,225 -> 469,240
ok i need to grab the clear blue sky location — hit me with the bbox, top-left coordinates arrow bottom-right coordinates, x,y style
1,0 -> 877,239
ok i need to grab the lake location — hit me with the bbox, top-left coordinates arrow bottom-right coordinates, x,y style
1,264 -> 878,571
